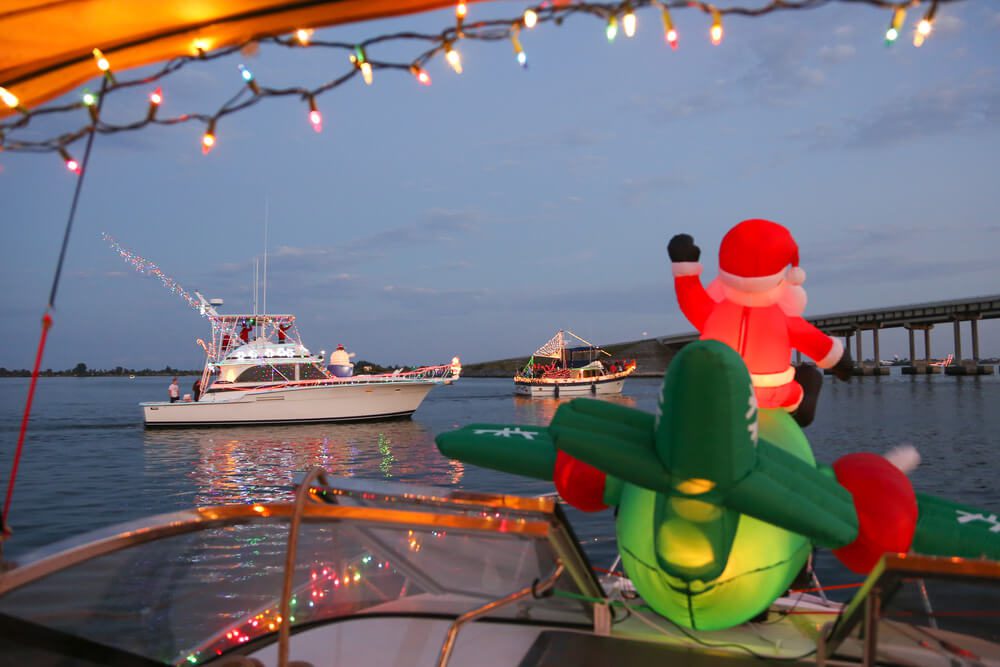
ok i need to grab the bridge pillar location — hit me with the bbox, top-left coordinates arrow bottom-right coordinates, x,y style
953,319 -> 962,363
971,317 -> 980,362
902,324 -> 936,375
855,327 -> 863,366
872,327 -> 881,368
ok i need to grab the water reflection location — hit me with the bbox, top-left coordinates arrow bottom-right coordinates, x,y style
512,394 -> 637,425
143,420 -> 464,507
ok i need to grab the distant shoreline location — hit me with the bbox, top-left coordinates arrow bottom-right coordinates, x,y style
0,369 -> 200,378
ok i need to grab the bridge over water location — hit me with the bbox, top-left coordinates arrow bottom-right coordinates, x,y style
654,294 -> 999,376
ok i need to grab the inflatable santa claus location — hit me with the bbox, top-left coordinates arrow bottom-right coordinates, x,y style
668,219 -> 853,426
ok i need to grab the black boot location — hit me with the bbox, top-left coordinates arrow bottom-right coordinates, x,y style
791,364 -> 823,428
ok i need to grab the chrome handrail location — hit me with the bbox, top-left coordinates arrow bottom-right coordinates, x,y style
278,467 -> 330,667
436,563 -> 565,667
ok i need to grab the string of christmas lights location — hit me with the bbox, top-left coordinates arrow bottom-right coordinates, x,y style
0,0 -> 955,170
102,233 -> 206,315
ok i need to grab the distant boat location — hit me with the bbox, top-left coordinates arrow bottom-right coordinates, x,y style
513,329 -> 635,398
929,353 -> 954,368
128,374 -> 136,379
140,293 -> 461,427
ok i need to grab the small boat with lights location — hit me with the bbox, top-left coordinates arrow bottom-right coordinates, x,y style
140,294 -> 460,427
514,329 -> 636,397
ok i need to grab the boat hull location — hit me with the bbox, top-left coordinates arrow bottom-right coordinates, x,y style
513,375 -> 627,397
141,380 -> 439,427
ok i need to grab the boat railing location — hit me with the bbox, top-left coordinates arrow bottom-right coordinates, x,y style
819,552 -> 1000,666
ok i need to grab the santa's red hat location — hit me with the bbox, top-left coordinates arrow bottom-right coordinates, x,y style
718,219 -> 805,292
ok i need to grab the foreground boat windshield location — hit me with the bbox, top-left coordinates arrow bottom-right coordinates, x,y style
0,477 -> 997,667
0,479 -> 600,666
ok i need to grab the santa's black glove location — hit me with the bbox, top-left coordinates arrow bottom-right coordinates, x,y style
668,234 -> 700,263
831,349 -> 853,382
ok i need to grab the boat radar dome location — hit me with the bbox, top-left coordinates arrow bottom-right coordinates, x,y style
329,344 -> 355,378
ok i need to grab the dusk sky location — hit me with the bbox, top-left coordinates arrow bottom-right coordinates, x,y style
2,1 -> 998,371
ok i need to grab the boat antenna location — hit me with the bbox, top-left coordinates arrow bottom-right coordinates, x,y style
253,257 -> 259,316
263,196 -> 269,318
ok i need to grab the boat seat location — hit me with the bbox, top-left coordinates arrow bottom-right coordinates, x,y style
518,631 -> 810,666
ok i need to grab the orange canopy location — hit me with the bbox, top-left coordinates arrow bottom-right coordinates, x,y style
0,0 -> 470,114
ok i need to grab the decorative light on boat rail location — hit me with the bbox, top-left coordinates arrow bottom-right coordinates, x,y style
410,64 -> 432,85
885,7 -> 906,45
445,41 -> 463,74
92,48 -> 115,83
349,46 -> 373,85
0,0 -> 956,161
238,64 -> 260,94
307,95 -> 322,132
512,26 -> 528,68
58,147 -> 81,174
147,87 -> 163,120
623,3 -> 638,38
657,1 -> 679,49
710,6 -> 724,45
81,89 -> 99,123
202,119 -> 217,154
913,1 -> 937,46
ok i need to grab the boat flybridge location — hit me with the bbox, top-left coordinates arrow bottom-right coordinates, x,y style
0,472 -> 996,667
141,294 -> 461,427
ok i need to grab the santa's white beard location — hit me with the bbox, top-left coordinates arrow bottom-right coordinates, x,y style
707,278 -> 808,317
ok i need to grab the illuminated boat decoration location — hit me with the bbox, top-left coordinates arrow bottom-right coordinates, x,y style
140,293 -> 460,427
513,330 -> 635,398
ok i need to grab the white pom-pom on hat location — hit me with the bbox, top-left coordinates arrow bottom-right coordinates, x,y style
884,444 -> 921,475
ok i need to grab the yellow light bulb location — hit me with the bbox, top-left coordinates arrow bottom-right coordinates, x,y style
445,45 -> 463,74
92,48 -> 110,72
361,61 -> 373,85
0,86 -> 20,109
524,9 -> 538,29
710,8 -> 723,46
296,29 -> 313,45
623,11 -> 637,37
456,2 -> 467,18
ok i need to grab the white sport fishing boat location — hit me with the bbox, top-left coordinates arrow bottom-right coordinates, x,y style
141,295 -> 461,427
514,330 -> 636,398
0,473 -> 996,667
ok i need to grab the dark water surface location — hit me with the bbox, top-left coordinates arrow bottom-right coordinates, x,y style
2,373 -> 998,585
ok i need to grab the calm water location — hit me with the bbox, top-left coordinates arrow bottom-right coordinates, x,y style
1,373 -> 998,585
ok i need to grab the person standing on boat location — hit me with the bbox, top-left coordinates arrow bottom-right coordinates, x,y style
192,379 -> 201,402
668,219 -> 853,427
168,377 -> 180,403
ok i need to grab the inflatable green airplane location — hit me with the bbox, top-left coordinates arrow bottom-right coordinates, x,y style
436,340 -> 1000,630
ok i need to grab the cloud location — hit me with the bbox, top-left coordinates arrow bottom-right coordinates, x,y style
819,44 -> 857,64
834,25 -> 855,38
788,73 -> 1000,150
934,14 -> 963,36
621,172 -> 695,207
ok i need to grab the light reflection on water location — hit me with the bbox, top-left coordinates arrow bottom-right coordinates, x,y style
1,373 -> 998,583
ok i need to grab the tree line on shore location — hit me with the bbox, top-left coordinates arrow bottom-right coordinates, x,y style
0,363 -> 201,377
0,359 -> 410,378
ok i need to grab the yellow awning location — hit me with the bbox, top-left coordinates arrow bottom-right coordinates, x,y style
0,0 -> 470,114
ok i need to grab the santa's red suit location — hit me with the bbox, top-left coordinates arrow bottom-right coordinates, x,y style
671,219 -> 845,412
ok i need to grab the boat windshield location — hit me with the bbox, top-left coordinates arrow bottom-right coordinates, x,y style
0,478 -> 602,666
